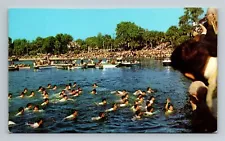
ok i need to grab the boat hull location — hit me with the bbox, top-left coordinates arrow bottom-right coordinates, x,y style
162,62 -> 171,66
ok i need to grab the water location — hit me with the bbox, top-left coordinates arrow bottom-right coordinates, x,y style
8,59 -> 193,133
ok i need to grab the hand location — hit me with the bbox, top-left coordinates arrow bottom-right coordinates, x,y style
166,98 -> 170,103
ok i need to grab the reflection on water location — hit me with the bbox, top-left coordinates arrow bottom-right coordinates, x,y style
8,59 -> 193,133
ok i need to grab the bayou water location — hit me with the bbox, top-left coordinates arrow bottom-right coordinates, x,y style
8,59 -> 193,133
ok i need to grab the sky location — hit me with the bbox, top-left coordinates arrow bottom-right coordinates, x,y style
8,8 -> 206,41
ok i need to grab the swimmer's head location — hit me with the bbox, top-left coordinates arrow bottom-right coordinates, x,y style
33,105 -> 39,111
38,86 -> 42,90
146,101 -> 150,106
59,93 -> 64,97
124,99 -> 129,104
26,103 -> 33,109
20,92 -> 25,97
149,96 -> 155,101
168,104 -> 174,111
44,98 -> 49,103
102,98 -> 107,104
147,106 -> 154,112
99,112 -> 105,118
93,83 -> 98,87
63,95 -> 68,100
92,89 -> 97,94
18,107 -> 24,113
112,103 -> 118,109
138,94 -> 143,99
121,95 -> 126,100
135,110 -> 142,116
142,91 -> 146,95
134,104 -> 139,110
8,93 -> 12,98
30,91 -> 35,96
73,110 -> 78,116
78,87 -> 82,91
23,88 -> 28,93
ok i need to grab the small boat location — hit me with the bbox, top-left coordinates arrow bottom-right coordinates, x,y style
8,66 -> 19,71
102,64 -> 118,68
33,64 -> 55,69
162,58 -> 171,66
117,61 -> 141,67
19,66 -> 31,69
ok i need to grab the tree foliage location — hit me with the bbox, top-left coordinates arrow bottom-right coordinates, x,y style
9,8 -> 204,56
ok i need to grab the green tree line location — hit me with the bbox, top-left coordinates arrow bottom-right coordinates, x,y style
8,8 -> 204,56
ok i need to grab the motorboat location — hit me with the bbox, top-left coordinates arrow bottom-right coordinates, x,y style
162,58 -> 172,66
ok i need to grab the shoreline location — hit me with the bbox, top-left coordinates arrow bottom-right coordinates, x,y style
8,49 -> 173,62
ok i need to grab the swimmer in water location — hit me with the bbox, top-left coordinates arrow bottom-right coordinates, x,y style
144,106 -> 154,116
28,91 -> 35,98
118,95 -> 127,103
26,118 -> 43,129
119,99 -> 129,107
137,95 -> 144,104
8,121 -> 16,126
116,89 -> 127,96
15,107 -> 24,116
23,88 -> 28,94
91,89 -> 97,95
71,90 -> 79,97
25,103 -> 33,111
92,112 -> 106,121
47,84 -> 52,89
52,85 -> 57,90
105,103 -> 118,112
19,92 -> 25,98
78,87 -> 83,94
38,86 -> 43,92
96,98 -> 107,106
64,110 -> 78,120
59,92 -> 65,98
141,91 -> 146,96
131,104 -> 141,113
133,110 -> 143,120
147,87 -> 154,94
42,93 -> 49,99
61,90 -> 66,95
147,96 -> 155,106
33,105 -> 43,113
8,93 -> 12,99
165,98 -> 174,114
68,83 -> 72,89
41,98 -> 49,106
92,83 -> 98,88
133,90 -> 142,96
72,82 -> 77,88
59,95 -> 74,102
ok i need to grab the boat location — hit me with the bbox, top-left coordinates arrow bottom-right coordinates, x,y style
102,64 -> 118,68
33,64 -> 55,69
116,61 -> 141,67
19,66 -> 31,69
8,66 -> 19,71
162,58 -> 172,66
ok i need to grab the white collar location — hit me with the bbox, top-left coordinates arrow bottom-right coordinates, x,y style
204,57 -> 217,79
